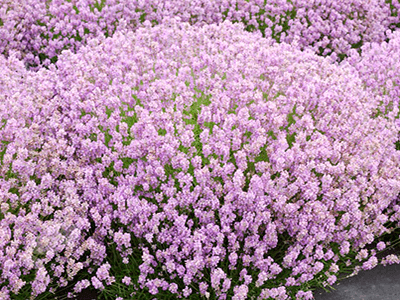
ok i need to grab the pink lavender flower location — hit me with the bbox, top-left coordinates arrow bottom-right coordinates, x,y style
327,275 -> 337,286
232,284 -> 248,300
91,276 -> 104,290
362,256 -> 378,270
296,290 -> 314,300
377,241 -> 387,251
122,276 -> 131,286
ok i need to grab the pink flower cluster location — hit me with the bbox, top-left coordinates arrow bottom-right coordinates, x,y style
1,17 -> 399,299
1,0 -> 399,69
347,29 -> 400,124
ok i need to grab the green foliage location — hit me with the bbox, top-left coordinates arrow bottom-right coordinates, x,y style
182,83 -> 213,165
90,0 -> 106,13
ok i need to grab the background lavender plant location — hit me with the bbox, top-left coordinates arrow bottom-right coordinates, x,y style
1,16 -> 400,299
1,0 -> 399,70
347,29 -> 400,123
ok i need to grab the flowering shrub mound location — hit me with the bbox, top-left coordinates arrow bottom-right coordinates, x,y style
279,0 -> 396,61
347,29 -> 400,124
0,0 -> 398,69
346,29 -> 400,167
1,19 -> 399,299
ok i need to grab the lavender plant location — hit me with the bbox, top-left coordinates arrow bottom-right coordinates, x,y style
347,29 -> 400,124
1,19 -> 399,299
0,0 -> 398,70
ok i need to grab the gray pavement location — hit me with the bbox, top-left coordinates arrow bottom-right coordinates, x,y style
314,262 -> 400,300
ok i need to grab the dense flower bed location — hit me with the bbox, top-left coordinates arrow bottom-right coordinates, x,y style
1,0 -> 399,69
1,16 -> 400,299
347,29 -> 400,123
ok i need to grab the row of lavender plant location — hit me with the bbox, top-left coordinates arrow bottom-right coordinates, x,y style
1,2 -> 400,300
1,0 -> 400,69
